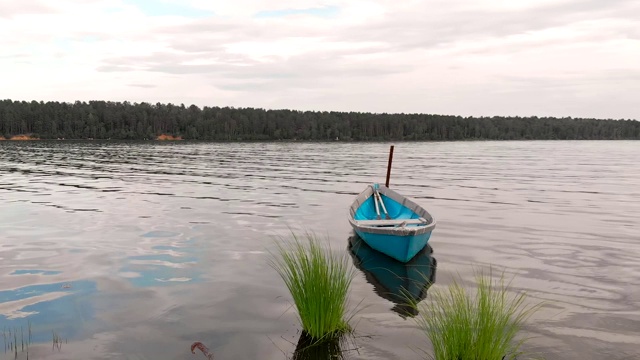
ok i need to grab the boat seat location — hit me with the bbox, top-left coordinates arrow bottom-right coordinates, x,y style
356,218 -> 427,227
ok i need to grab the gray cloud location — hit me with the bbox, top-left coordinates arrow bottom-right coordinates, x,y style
0,53 -> 30,59
87,0 -> 638,120
129,83 -> 157,88
498,70 -> 640,92
215,81 -> 279,92
105,0 -> 640,76
68,31 -> 116,42
0,0 -> 57,18
338,0 -> 640,52
5,0 -> 639,119
455,69 -> 640,120
98,47 -> 409,96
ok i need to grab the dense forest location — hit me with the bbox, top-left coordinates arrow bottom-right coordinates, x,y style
0,99 -> 638,141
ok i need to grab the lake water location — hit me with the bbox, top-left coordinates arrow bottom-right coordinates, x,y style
0,140 -> 639,360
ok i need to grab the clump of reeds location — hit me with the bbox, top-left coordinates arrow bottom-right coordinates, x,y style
52,330 -> 63,351
414,267 -> 542,360
269,232 -> 356,343
3,321 -> 32,359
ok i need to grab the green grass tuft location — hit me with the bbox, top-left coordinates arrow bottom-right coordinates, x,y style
414,267 -> 543,360
269,231 -> 356,343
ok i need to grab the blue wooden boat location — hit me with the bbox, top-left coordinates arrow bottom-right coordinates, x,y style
348,234 -> 437,318
348,183 -> 436,263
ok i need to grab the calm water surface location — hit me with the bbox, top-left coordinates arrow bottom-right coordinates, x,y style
0,141 -> 638,359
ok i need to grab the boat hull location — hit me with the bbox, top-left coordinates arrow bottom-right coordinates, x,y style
352,228 -> 433,263
348,184 -> 436,263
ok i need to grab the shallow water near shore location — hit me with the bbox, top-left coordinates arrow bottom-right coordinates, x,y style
1,140 -> 639,359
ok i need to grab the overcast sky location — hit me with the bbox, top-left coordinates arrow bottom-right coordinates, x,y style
1,0 -> 638,119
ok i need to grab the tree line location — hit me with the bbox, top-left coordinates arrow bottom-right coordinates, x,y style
1,99 -> 638,141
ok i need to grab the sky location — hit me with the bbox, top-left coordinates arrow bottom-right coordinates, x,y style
1,0 -> 639,120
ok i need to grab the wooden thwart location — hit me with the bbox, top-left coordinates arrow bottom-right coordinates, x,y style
356,218 -> 427,227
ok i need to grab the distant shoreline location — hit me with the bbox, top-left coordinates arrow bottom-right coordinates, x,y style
1,138 -> 636,143
1,99 -> 639,141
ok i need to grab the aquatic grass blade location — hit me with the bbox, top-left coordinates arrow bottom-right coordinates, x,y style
413,266 -> 544,360
269,231 -> 356,343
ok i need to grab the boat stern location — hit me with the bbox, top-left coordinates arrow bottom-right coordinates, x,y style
354,229 -> 432,263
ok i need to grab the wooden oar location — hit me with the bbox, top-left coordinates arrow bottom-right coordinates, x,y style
373,186 -> 381,219
374,188 -> 391,219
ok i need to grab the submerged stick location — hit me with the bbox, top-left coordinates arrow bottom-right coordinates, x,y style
191,341 -> 213,359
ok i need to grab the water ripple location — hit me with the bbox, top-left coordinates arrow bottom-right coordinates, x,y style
0,140 -> 639,359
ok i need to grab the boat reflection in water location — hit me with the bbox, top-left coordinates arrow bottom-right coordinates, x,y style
348,234 -> 437,318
